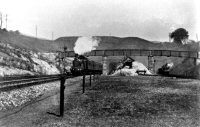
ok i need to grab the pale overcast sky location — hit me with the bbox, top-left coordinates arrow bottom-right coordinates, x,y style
0,0 -> 199,41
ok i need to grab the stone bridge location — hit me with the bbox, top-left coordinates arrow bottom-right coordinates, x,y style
61,49 -> 200,75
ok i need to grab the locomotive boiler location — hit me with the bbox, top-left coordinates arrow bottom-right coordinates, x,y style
70,54 -> 103,75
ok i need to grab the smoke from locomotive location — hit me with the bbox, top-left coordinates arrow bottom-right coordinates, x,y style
73,37 -> 100,55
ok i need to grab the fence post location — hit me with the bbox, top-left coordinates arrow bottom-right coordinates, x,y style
93,74 -> 95,81
60,76 -> 66,117
82,71 -> 85,93
90,72 -> 92,86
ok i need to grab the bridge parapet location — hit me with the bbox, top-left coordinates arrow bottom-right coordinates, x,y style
63,49 -> 199,58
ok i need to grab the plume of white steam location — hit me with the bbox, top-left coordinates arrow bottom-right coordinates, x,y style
74,37 -> 100,55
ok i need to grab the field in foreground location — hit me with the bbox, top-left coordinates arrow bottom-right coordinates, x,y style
33,76 -> 199,127
3,76 -> 198,127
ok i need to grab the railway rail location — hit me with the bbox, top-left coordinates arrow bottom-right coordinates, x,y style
0,74 -> 61,81
0,74 -> 75,92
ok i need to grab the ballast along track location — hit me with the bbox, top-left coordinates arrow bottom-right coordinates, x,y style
0,74 -> 75,92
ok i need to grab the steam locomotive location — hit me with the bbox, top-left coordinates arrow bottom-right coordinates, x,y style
70,54 -> 103,75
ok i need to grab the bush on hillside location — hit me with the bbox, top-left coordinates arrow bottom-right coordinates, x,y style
15,30 -> 20,35
2,28 -> 7,32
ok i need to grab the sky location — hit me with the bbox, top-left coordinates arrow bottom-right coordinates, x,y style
0,0 -> 199,42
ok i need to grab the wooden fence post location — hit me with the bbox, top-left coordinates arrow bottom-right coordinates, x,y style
90,72 -> 92,86
82,71 -> 85,93
60,76 -> 66,117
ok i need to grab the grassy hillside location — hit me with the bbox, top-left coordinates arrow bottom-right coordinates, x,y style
55,36 -> 158,51
0,29 -> 198,52
0,30 -> 60,52
56,36 -> 199,51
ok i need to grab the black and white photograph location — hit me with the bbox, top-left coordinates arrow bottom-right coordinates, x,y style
0,0 -> 200,126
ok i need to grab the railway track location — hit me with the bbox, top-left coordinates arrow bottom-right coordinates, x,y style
0,74 -> 61,81
0,74 -> 75,92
